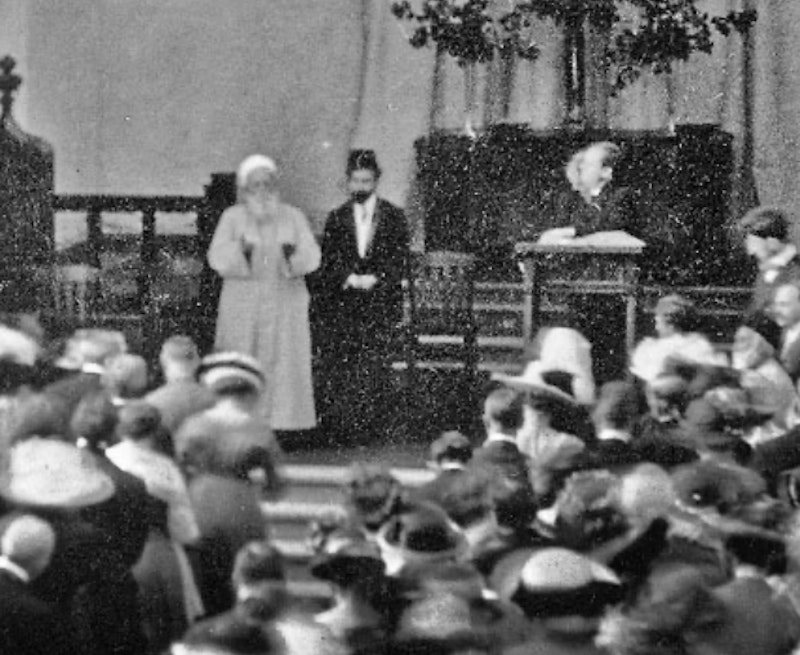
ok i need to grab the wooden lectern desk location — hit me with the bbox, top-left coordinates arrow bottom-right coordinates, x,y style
515,231 -> 646,359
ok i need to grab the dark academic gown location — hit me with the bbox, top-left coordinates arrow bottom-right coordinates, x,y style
313,197 -> 410,440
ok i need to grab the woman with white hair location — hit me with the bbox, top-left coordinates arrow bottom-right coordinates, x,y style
208,154 -> 320,432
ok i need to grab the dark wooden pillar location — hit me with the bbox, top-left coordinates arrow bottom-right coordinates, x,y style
196,172 -> 235,353
0,55 -> 55,312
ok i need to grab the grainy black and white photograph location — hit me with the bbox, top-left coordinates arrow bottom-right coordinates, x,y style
4,2 -> 800,654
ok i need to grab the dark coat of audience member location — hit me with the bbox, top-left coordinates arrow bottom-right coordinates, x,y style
0,516 -> 79,655
70,392 -> 156,655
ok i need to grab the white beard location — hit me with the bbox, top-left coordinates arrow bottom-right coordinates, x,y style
245,193 -> 279,219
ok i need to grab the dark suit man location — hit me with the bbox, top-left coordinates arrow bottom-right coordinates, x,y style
314,150 -> 410,442
0,515 -> 78,655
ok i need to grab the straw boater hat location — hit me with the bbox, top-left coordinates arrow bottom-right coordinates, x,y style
0,437 -> 115,508
492,360 -> 577,407
198,352 -> 266,394
511,547 -> 624,619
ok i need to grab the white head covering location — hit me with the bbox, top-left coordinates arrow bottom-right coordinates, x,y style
536,327 -> 595,405
236,154 -> 277,188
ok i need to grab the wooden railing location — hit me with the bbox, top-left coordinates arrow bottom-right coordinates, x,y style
52,193 -> 207,312
47,187 -> 754,365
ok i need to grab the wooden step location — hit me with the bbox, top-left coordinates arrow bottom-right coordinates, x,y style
279,464 -> 435,489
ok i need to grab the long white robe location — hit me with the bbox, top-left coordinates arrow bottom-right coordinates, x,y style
208,202 -> 320,430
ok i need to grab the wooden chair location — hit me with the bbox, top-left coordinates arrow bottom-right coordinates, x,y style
52,264 -> 100,325
402,251 -> 479,431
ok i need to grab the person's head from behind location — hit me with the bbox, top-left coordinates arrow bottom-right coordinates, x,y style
428,430 -> 473,471
566,141 -> 621,198
738,206 -> 791,263
1,514 -> 56,581
71,390 -> 119,453
102,353 -> 148,400
654,294 -> 698,337
160,335 -> 202,382
732,312 -> 781,370
231,540 -> 287,621
592,381 -> 640,434
115,401 -> 172,455
10,393 -> 70,442
482,387 -> 524,436
58,328 -> 127,371
237,154 -> 279,219
198,352 -> 265,412
346,148 -> 381,205
773,281 -> 800,329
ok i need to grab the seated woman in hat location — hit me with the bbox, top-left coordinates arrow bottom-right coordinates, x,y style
492,364 -> 589,504
630,293 -> 724,384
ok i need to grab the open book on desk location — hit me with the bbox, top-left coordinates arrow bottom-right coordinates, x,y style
534,228 -> 646,252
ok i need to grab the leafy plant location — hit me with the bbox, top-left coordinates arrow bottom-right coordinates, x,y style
390,0 -> 541,66
391,0 -> 756,91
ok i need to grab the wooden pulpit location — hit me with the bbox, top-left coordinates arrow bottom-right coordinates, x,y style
515,231 -> 646,359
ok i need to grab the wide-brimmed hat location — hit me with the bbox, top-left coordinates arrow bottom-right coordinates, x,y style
198,351 -> 265,394
309,528 -> 386,586
543,469 -> 669,570
492,360 -> 577,407
511,547 -> 624,618
0,437 -> 115,508
376,502 -> 468,576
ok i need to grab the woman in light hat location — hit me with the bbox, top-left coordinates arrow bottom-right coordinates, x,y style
492,362 -> 589,503
630,293 -> 724,384
208,154 -> 320,432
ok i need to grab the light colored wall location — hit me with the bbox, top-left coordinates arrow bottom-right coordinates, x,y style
3,0 -> 367,229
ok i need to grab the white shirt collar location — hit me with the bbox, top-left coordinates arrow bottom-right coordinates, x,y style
762,243 -> 798,282
354,194 -> 377,258
597,428 -> 632,443
439,461 -> 466,471
0,556 -> 30,583
485,431 -> 518,445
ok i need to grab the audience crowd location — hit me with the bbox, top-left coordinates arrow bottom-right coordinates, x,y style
7,255 -> 800,654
